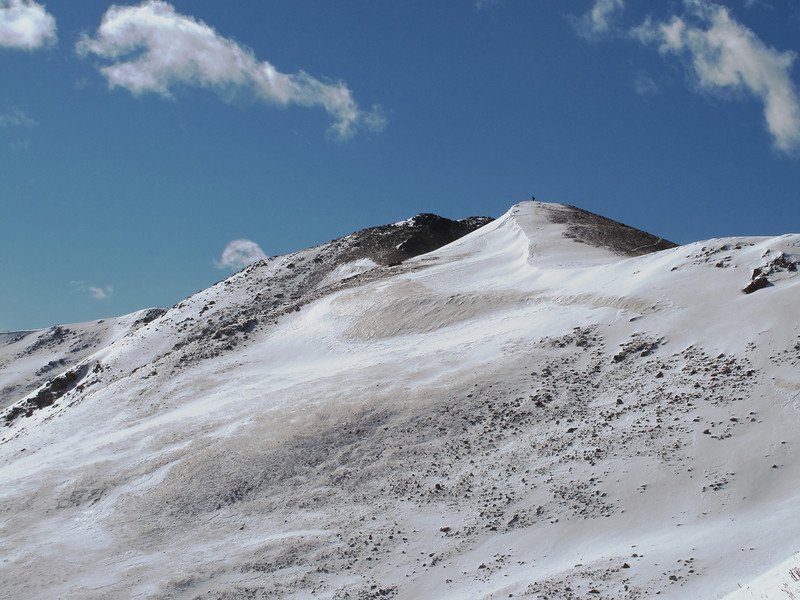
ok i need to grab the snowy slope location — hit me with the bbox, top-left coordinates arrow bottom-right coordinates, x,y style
1,202 -> 799,600
0,308 -> 166,411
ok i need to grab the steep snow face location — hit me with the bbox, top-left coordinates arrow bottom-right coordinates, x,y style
1,202 -> 799,600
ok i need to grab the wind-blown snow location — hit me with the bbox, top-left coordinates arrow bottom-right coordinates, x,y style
1,201 -> 798,599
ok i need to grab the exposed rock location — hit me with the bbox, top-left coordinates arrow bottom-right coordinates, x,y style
338,213 -> 494,266
547,204 -> 677,256
4,363 -> 90,426
133,307 -> 168,327
743,276 -> 770,294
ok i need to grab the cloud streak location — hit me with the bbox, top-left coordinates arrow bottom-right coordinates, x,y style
0,108 -> 36,127
216,239 -> 267,271
632,1 -> 800,153
88,285 -> 113,300
0,0 -> 56,50
71,281 -> 113,301
76,1 -> 386,139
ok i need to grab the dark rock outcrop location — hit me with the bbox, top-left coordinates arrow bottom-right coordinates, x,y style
743,276 -> 771,294
4,363 -> 90,426
337,214 -> 494,266
547,204 -> 677,257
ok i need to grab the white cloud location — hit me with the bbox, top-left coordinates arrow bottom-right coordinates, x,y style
71,281 -> 113,301
0,0 -> 56,50
88,285 -> 113,300
0,108 -> 36,127
632,1 -> 800,153
574,0 -> 625,39
633,71 -> 660,96
76,1 -> 386,140
216,239 -> 267,271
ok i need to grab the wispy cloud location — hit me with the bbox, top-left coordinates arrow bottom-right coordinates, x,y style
71,281 -> 113,301
631,0 -> 800,153
743,0 -> 773,10
76,1 -> 386,140
0,0 -> 56,50
215,239 -> 267,271
89,285 -> 113,300
573,0 -> 625,39
474,0 -> 504,11
633,70 -> 660,96
0,108 -> 36,127
8,139 -> 30,151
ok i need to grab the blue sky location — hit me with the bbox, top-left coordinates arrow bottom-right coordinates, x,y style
1,0 -> 799,330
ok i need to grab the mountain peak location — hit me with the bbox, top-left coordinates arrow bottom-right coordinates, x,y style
507,200 -> 677,257
2,202 -> 799,600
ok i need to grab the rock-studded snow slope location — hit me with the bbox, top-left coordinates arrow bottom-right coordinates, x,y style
1,201 -> 799,599
0,308 -> 166,412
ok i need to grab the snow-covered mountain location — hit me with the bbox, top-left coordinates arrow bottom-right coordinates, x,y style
1,202 -> 799,600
